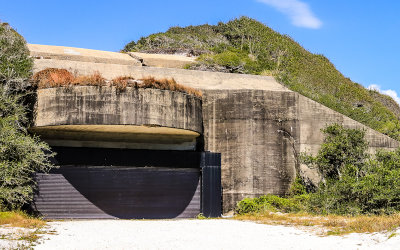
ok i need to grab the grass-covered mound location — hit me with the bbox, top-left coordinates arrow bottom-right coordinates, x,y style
123,17 -> 400,140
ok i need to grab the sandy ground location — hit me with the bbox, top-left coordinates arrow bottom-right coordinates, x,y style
0,226 -> 39,249
26,219 -> 400,250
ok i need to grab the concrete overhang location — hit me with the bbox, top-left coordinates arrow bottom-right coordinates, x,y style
31,86 -> 203,150
30,125 -> 200,150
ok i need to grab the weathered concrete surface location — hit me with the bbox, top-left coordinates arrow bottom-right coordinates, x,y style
31,87 -> 202,150
202,90 -> 298,211
298,95 -> 400,155
33,86 -> 202,132
129,52 -> 196,68
28,44 -> 140,66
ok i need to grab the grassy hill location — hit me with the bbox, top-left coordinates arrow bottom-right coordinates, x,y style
123,17 -> 400,140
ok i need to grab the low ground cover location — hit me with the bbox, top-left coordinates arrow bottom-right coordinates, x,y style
0,211 -> 47,249
235,212 -> 400,235
0,211 -> 44,228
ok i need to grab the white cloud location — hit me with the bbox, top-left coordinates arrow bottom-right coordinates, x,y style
368,84 -> 400,104
257,0 -> 322,29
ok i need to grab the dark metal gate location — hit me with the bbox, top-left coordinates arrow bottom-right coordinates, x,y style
33,147 -> 221,219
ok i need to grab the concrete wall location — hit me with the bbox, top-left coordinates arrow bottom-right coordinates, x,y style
202,90 -> 298,211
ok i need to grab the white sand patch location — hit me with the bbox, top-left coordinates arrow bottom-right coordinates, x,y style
33,219 -> 400,250
0,225 -> 40,249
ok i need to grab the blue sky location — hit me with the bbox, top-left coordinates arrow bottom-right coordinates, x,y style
2,0 -> 400,103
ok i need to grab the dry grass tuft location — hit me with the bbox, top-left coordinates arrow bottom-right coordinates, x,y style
111,76 -> 138,91
235,212 -> 400,235
139,76 -> 202,97
110,76 -> 202,97
73,71 -> 106,86
32,68 -> 74,88
0,211 -> 45,229
32,69 -> 105,88
32,68 -> 202,97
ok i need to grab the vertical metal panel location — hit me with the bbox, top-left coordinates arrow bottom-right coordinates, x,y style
201,152 -> 222,217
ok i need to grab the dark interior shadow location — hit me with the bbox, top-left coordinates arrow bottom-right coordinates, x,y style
50,147 -> 202,168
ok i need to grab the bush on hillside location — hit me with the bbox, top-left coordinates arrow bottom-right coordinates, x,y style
0,22 -> 33,93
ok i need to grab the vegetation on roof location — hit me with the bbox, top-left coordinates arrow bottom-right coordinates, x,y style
123,16 -> 400,140
32,68 -> 202,97
112,76 -> 202,97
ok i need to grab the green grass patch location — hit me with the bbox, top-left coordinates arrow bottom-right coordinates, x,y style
0,211 -> 45,228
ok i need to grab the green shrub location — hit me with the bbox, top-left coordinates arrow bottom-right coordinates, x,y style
304,124 -> 400,215
0,88 -> 56,210
236,194 -> 308,215
0,21 -> 56,210
289,176 -> 307,196
236,197 -> 265,214
302,124 -> 369,180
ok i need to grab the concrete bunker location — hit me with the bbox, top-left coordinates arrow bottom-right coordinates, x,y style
28,44 -> 400,215
30,85 -> 221,219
